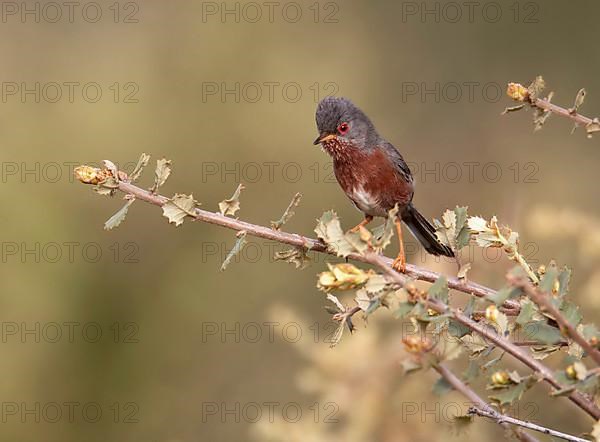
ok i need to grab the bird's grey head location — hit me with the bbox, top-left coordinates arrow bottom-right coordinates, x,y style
314,97 -> 379,152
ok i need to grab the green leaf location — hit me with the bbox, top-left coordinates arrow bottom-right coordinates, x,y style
220,231 -> 247,271
270,192 -> 302,230
130,152 -> 150,182
560,301 -> 582,328
162,193 -> 198,226
523,321 -> 563,345
151,158 -> 172,193
428,276 -> 449,304
218,184 -> 245,217
394,302 -> 415,319
432,376 -> 454,396
463,360 -> 480,383
104,198 -> 135,231
448,318 -> 471,338
489,286 -> 520,306
557,267 -> 572,298
489,380 -> 531,406
539,266 -> 558,294
516,301 -> 535,326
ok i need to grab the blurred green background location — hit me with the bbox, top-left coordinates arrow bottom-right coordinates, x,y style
1,0 -> 600,440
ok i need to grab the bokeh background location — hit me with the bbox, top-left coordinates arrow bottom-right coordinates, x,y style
1,1 -> 600,440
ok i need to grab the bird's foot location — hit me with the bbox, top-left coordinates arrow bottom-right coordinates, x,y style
347,215 -> 373,234
392,253 -> 406,273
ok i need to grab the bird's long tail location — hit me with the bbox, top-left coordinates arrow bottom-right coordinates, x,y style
402,204 -> 454,257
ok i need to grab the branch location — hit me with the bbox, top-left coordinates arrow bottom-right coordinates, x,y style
510,274 -> 600,366
76,164 -> 600,420
468,406 -> 589,442
370,254 -> 600,420
80,177 -> 521,313
434,364 -> 539,442
505,77 -> 600,137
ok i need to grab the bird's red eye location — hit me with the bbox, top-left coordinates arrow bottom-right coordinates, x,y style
337,122 -> 349,135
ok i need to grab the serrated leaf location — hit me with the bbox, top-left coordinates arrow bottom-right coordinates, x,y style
151,158 -> 172,193
432,376 -> 454,396
439,337 -> 462,362
371,205 -> 399,252
401,358 -> 422,375
162,193 -> 198,226
271,192 -> 302,230
539,266 -> 559,294
317,263 -> 370,292
354,288 -> 371,312
527,76 -> 545,101
557,267 -> 572,297
461,333 -> 489,356
104,198 -> 135,230
490,286 -> 520,306
489,380 -> 530,406
220,231 -> 247,271
314,211 -> 355,257
449,318 -> 471,338
560,301 -> 582,328
219,183 -> 245,217
428,276 -> 449,304
274,247 -> 310,269
365,274 -> 388,294
463,360 -> 480,383
523,321 -> 563,345
467,216 -> 489,232
394,302 -> 415,319
130,152 -> 150,182
516,300 -> 535,326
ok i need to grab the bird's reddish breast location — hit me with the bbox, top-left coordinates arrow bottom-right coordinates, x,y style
333,146 -> 414,215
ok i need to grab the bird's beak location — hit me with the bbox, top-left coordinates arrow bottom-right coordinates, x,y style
313,134 -> 337,145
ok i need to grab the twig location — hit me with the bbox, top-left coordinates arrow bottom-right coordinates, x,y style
434,364 -> 539,442
532,96 -> 595,129
370,253 -> 600,420
95,179 -> 521,312
510,274 -> 600,367
468,406 -> 589,442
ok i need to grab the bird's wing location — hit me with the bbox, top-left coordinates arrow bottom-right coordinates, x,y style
380,142 -> 414,185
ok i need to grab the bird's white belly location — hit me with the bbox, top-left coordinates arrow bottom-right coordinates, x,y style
349,187 -> 386,217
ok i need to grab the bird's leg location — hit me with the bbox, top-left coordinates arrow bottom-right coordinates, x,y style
392,218 -> 406,273
348,215 -> 373,233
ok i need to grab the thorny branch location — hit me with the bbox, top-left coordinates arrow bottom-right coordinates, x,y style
75,157 -> 600,436
468,406 -> 589,442
434,364 -> 539,442
369,254 -> 600,420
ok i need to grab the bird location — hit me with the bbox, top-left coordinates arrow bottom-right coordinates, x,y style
313,96 -> 454,271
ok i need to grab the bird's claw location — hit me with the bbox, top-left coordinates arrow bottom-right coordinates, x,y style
392,255 -> 406,273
